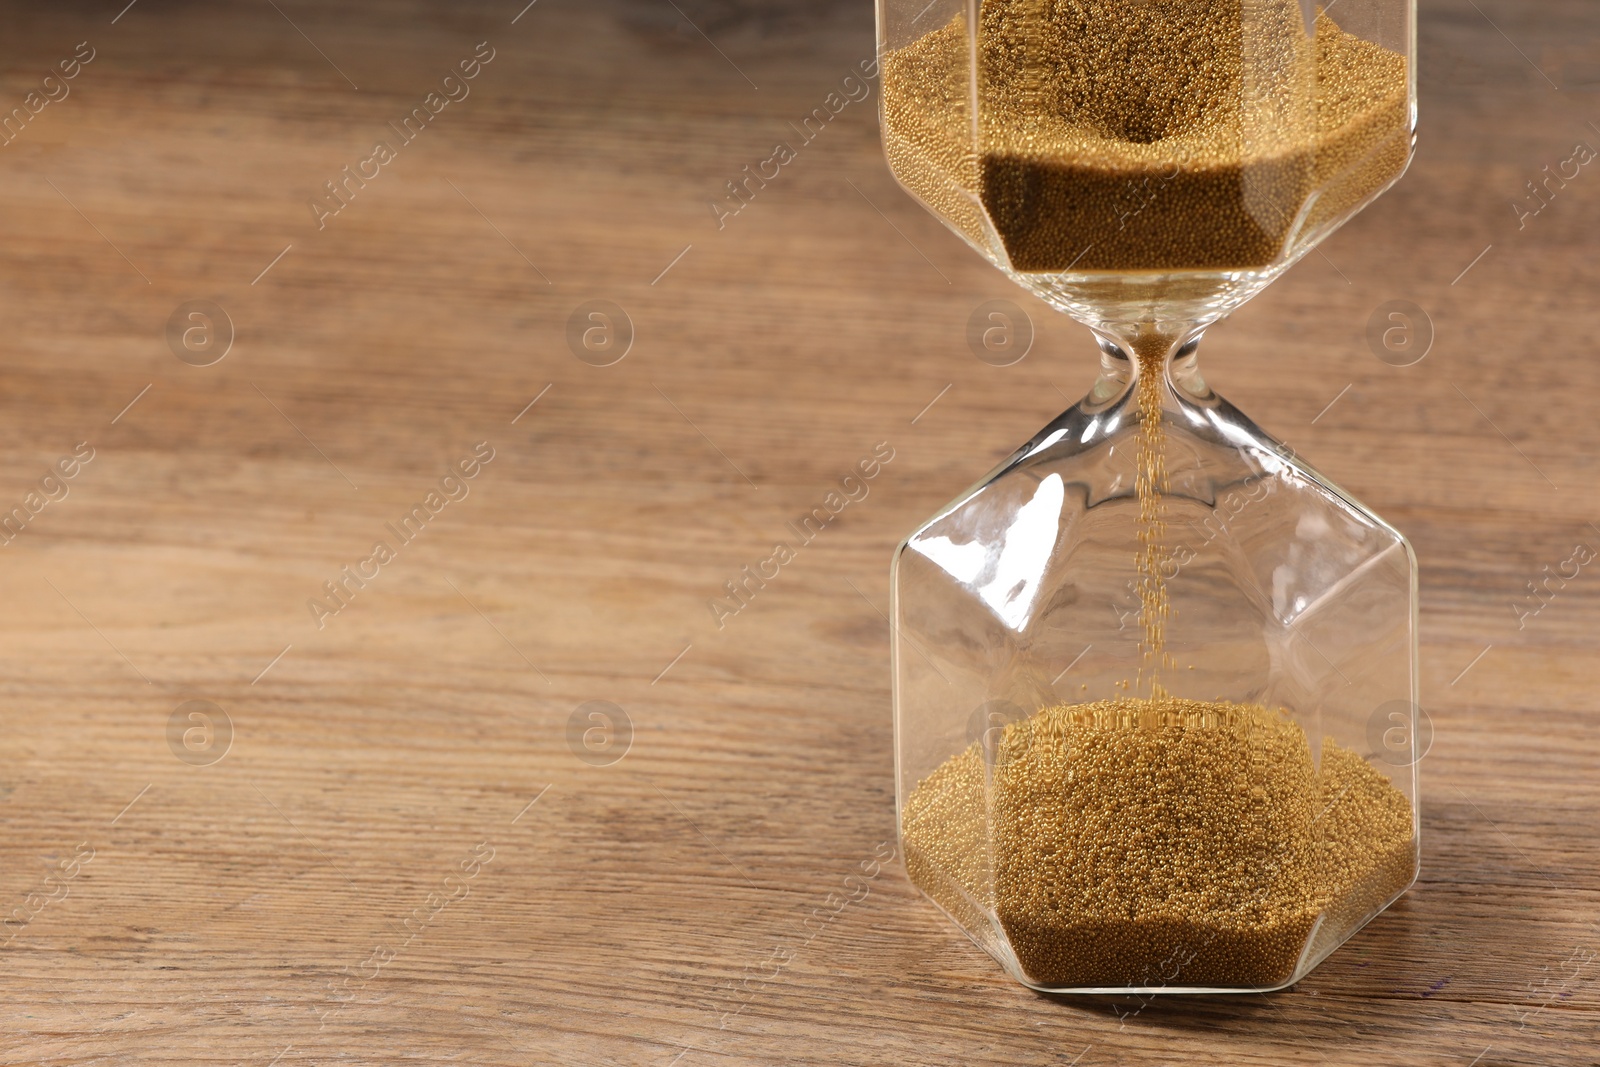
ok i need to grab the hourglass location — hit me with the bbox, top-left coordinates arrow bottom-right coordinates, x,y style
882,0 -> 1420,992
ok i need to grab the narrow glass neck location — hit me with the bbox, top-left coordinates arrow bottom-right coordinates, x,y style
1088,324 -> 1209,405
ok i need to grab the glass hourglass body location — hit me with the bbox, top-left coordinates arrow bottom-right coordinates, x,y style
880,0 -> 1420,992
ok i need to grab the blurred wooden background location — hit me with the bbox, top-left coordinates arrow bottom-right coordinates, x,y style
0,1 -> 1595,1064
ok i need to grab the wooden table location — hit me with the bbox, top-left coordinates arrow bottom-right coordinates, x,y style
1,1 -> 1596,1064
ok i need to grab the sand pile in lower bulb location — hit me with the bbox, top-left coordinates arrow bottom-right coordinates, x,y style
901,698 -> 1416,988
882,0 -> 1411,271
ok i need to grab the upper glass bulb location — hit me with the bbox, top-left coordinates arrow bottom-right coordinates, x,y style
878,0 -> 1415,328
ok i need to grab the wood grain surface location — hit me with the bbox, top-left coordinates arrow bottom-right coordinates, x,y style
1,1 -> 1597,1065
